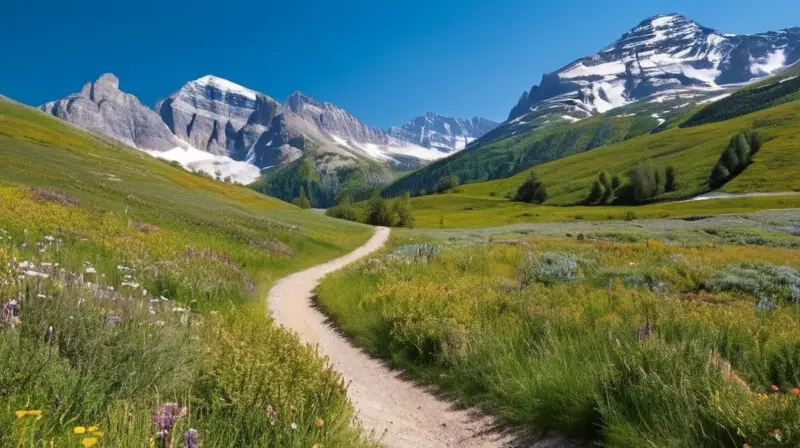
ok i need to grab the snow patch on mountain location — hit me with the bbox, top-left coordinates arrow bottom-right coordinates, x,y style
146,146 -> 261,184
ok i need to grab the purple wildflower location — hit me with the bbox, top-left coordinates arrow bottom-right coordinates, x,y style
152,403 -> 185,431
105,315 -> 122,325
183,428 -> 200,448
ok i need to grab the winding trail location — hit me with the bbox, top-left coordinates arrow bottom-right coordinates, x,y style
269,227 -> 532,448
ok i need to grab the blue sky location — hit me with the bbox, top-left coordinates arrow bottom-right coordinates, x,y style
2,0 -> 798,127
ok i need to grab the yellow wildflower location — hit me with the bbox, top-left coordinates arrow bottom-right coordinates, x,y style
314,417 -> 325,428
81,437 -> 99,447
15,410 -> 27,419
73,426 -> 87,434
15,410 -> 42,419
87,426 -> 100,433
27,410 -> 42,417
757,393 -> 769,401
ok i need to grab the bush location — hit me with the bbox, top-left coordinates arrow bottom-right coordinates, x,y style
706,263 -> 800,304
326,204 -> 360,222
392,193 -> 415,228
627,161 -> 661,203
519,251 -> 583,286
364,194 -> 393,226
665,166 -> 678,192
513,170 -> 548,204
436,175 -> 459,193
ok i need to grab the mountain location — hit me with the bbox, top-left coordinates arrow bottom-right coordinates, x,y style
388,113 -> 498,153
508,14 -> 800,124
41,74 -> 261,184
383,14 -> 800,198
41,73 -> 179,151
39,73 -> 497,206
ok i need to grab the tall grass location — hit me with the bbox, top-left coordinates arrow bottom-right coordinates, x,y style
0,100 -> 377,447
317,232 -> 800,447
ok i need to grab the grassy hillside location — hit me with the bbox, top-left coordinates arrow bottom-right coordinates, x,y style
392,97 -> 800,228
0,99 -> 377,447
318,214 -> 800,446
383,114 -> 660,197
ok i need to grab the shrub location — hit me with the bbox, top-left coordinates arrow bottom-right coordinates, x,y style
513,170 -> 548,204
519,251 -> 583,286
392,193 -> 415,228
627,161 -> 661,203
665,166 -> 678,192
326,204 -> 360,222
706,263 -> 800,304
709,130 -> 761,188
436,175 -> 459,193
364,194 -> 393,226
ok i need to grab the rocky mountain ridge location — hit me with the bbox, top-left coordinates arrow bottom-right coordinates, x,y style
507,14 -> 800,124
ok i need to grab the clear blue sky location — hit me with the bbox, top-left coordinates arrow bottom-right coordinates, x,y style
2,0 -> 798,127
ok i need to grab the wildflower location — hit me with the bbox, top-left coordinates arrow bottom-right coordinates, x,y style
81,437 -> 98,447
771,385 -> 780,392
105,315 -> 121,325
758,393 -> 769,401
793,388 -> 800,395
87,425 -> 100,433
290,422 -> 297,431
267,405 -> 277,425
152,403 -> 186,431
11,316 -> 21,328
314,418 -> 324,429
85,267 -> 96,275
773,429 -> 783,441
74,426 -> 87,434
15,410 -> 41,419
183,428 -> 200,448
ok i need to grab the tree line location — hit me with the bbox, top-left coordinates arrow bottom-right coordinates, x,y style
325,191 -> 415,228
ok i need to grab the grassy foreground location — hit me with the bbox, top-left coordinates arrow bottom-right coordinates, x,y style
0,99 -> 377,447
317,218 -> 800,447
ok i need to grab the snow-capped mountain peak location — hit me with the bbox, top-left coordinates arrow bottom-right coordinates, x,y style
508,15 -> 800,121
388,113 -> 499,153
190,75 -> 259,101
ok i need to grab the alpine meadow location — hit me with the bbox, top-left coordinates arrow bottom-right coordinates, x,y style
4,5 -> 800,448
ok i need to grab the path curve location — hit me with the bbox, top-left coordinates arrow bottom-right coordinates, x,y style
269,227 -> 523,447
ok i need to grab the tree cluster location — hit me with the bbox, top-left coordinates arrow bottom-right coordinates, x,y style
586,163 -> 678,205
364,192 -> 415,228
709,130 -> 761,188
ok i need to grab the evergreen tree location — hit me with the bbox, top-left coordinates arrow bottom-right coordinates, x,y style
298,186 -> 311,209
721,147 -> 740,173
611,175 -> 622,190
627,162 -> 659,203
732,134 -> 752,168
586,179 -> 605,205
710,163 -> 730,187
514,170 -> 547,204
665,166 -> 678,192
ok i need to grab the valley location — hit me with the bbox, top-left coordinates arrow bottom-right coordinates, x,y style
3,7 -> 800,448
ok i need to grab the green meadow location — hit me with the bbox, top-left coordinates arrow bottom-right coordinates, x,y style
317,216 -> 800,447
0,99 -> 377,447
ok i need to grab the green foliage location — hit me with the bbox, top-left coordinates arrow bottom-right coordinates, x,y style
682,75 -> 800,127
710,130 -> 761,188
436,174 -> 460,193
325,204 -> 361,222
625,161 -> 661,203
364,194 -> 393,226
513,170 -> 548,204
586,171 -> 616,205
383,115 -> 658,198
665,166 -> 678,192
0,99 -> 375,447
317,231 -> 800,446
298,186 -> 312,209
392,193 -> 415,228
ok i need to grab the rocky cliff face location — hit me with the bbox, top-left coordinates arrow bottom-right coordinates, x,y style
389,113 -> 498,153
155,75 -> 281,157
41,74 -> 178,150
508,14 -> 800,122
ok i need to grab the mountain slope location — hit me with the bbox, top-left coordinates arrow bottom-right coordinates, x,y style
385,14 -> 800,198
0,96 -> 378,446
41,73 -> 179,150
509,14 -> 800,123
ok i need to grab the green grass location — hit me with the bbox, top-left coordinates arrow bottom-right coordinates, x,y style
0,99 -> 378,447
389,97 -> 800,228
317,225 -> 800,447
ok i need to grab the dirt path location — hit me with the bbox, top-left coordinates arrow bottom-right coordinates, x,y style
269,227 -> 544,448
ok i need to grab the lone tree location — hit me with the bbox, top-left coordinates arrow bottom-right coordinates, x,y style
514,170 -> 548,204
365,193 -> 393,226
665,166 -> 678,192
297,186 -> 311,209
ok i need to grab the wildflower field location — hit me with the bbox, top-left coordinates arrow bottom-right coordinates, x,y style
0,99 -> 377,447
316,216 -> 800,447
